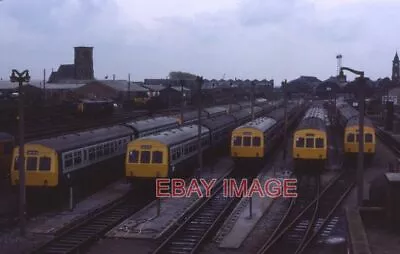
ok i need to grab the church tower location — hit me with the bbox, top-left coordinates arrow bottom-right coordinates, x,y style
392,51 -> 399,83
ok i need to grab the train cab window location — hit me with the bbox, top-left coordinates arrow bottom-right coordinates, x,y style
152,151 -> 163,164
315,138 -> 324,148
14,157 -> 19,170
347,134 -> 355,142
243,137 -> 251,147
26,157 -> 37,171
129,150 -> 139,163
140,151 -> 150,163
253,137 -> 261,147
306,138 -> 314,148
39,157 -> 51,171
296,137 -> 305,147
233,136 -> 242,146
365,134 -> 373,143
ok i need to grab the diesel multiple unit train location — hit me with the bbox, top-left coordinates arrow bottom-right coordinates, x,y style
125,104 -> 279,181
10,101 -> 277,191
292,104 -> 330,172
231,103 -> 304,165
336,101 -> 376,161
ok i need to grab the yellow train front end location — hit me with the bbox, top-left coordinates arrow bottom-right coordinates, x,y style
125,139 -> 169,183
10,144 -> 59,188
343,126 -> 376,163
231,128 -> 265,168
293,130 -> 327,174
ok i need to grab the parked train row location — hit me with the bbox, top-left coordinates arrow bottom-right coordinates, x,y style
336,100 -> 376,161
9,100 -> 279,190
291,100 -> 376,174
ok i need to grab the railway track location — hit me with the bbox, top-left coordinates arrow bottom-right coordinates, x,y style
152,175 -> 245,254
30,188 -> 155,254
375,127 -> 400,157
257,170 -> 355,254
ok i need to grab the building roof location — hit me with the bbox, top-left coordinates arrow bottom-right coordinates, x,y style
96,80 -> 149,92
170,86 -> 191,92
143,84 -> 167,92
29,80 -> 85,90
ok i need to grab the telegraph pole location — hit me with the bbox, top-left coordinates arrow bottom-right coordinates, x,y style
341,67 -> 365,206
282,80 -> 288,160
196,76 -> 204,178
251,81 -> 255,120
10,69 -> 30,236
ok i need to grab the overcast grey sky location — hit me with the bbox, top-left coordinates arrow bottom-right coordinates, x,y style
0,0 -> 399,82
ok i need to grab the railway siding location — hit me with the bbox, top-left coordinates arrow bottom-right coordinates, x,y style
105,157 -> 233,240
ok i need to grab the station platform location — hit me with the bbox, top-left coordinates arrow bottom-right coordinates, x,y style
217,168 -> 337,249
28,179 -> 131,235
105,157 -> 233,240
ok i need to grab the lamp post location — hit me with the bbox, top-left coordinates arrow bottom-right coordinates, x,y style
251,81 -> 255,120
196,76 -> 204,178
282,80 -> 288,160
10,69 -> 30,236
229,82 -> 233,113
180,80 -> 184,123
340,67 -> 365,207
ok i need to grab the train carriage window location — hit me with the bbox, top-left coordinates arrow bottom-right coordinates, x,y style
84,150 -> 88,161
26,157 -> 37,171
243,137 -> 251,147
110,143 -> 115,153
306,138 -> 314,148
140,151 -> 150,163
347,133 -> 355,142
65,154 -> 73,168
315,138 -> 324,148
104,143 -> 110,155
74,151 -> 82,165
39,157 -> 51,171
89,148 -> 96,160
129,150 -> 139,163
296,137 -> 305,147
96,145 -> 104,157
152,151 -> 163,164
253,137 -> 261,147
365,134 -> 373,143
233,136 -> 242,146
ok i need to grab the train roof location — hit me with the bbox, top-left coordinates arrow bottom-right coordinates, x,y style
26,125 -> 133,152
203,106 -> 227,116
346,117 -> 374,128
175,110 -> 208,121
201,115 -> 236,131
0,132 -> 13,141
124,116 -> 178,132
235,117 -> 277,133
337,103 -> 359,121
219,104 -> 241,112
296,106 -> 328,131
136,125 -> 209,146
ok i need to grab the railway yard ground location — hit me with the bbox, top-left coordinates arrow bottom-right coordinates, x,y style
2,103 -> 400,254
